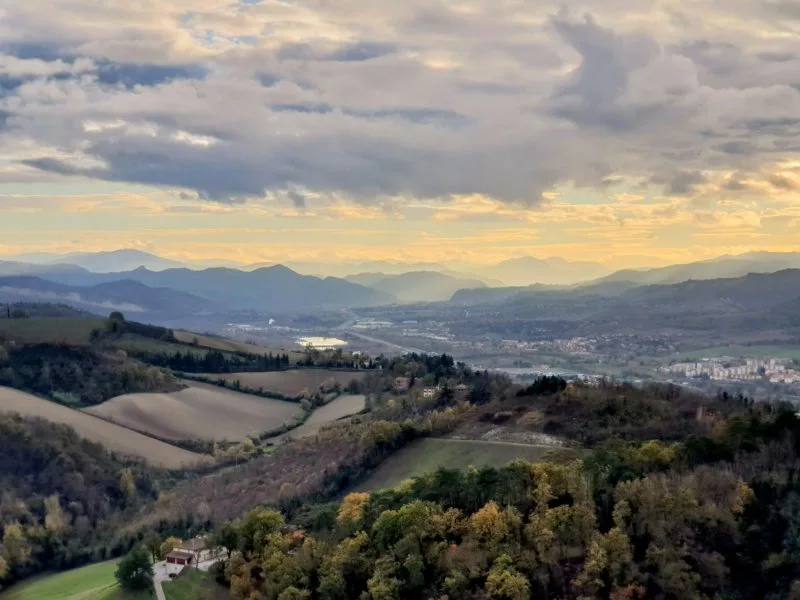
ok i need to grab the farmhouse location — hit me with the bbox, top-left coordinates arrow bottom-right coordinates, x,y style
422,387 -> 438,399
394,377 -> 411,391
179,536 -> 210,557
165,550 -> 194,567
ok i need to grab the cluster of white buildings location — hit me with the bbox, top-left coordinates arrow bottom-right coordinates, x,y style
662,358 -> 800,383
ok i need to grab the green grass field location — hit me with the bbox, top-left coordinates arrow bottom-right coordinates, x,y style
162,570 -> 227,600
0,318 -> 104,346
0,560 -> 151,600
355,438 -> 574,492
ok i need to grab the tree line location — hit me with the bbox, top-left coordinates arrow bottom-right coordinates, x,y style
135,349 -> 293,373
0,343 -> 179,406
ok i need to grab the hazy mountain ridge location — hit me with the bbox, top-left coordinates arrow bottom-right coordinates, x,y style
594,252 -> 800,286
455,269 -> 800,325
0,276 -> 214,315
10,249 -> 185,272
346,270 -> 488,303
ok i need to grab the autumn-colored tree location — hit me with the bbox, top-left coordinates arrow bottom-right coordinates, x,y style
119,468 -> 136,501
44,495 -> 68,534
468,501 -> 522,556
160,536 -> 182,559
0,556 -> 8,579
367,556 -> 402,600
278,587 -> 311,600
2,523 -> 31,568
239,508 -> 284,556
337,492 -> 370,528
485,554 -> 530,600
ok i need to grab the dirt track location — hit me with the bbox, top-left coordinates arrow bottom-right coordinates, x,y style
0,386 -> 209,469
86,381 -> 302,441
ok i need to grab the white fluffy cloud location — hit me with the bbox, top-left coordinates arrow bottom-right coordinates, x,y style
1,0 -> 799,203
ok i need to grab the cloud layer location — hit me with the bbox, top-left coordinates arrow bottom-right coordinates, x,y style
1,0 -> 800,204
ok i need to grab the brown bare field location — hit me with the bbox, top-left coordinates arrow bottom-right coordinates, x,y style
200,369 -> 366,397
173,331 -> 305,361
0,386 -> 208,469
86,381 -> 302,442
270,394 -> 366,442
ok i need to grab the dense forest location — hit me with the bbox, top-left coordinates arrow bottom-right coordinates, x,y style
0,415 -> 161,587
0,343 -> 179,406
213,402 -> 800,600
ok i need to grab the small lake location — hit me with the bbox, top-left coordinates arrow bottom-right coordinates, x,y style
297,336 -> 348,349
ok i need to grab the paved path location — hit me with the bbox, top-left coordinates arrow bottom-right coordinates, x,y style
152,562 -> 171,600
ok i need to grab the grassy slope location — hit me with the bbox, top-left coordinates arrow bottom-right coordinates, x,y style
0,560 -> 151,600
0,318 -> 104,346
162,570 -> 227,600
173,331 -> 304,362
354,438 -> 570,492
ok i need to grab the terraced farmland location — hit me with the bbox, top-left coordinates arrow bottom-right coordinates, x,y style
0,387 -> 208,468
86,381 -> 302,441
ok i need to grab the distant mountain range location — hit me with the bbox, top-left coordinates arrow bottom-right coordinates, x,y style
10,249 -> 184,273
345,271 -> 487,303
4,249 -> 800,316
0,264 -> 393,313
452,268 -> 800,325
474,256 -> 611,286
0,276 -> 214,316
594,252 -> 800,287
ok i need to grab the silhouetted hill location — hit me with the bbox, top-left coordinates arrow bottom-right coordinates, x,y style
595,252 -> 800,287
11,249 -> 184,272
0,276 -> 214,316
480,256 -> 609,286
41,264 -> 394,311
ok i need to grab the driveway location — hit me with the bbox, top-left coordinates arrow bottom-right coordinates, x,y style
152,561 -> 178,600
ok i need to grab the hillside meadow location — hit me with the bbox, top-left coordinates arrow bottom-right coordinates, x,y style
173,330 -> 305,362
354,437 -> 573,491
0,559 -> 149,600
87,381 -> 302,442
0,317 -> 103,345
0,387 -> 209,468
202,369 -> 366,397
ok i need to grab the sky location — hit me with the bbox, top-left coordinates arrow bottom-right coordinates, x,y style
1,0 -> 800,270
